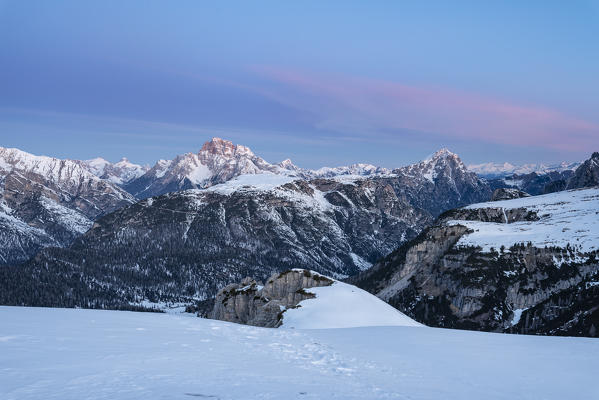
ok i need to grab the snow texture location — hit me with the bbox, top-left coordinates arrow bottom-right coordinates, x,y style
1,306 -> 598,400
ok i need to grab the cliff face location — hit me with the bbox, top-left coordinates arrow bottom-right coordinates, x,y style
210,270 -> 333,327
351,188 -> 599,337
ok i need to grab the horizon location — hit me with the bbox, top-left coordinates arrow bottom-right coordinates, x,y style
1,136 -> 589,172
1,1 -> 598,168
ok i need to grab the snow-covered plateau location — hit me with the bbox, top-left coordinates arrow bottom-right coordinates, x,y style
1,306 -> 597,400
449,187 -> 599,254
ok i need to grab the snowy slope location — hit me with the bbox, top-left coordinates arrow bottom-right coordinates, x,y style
1,306 -> 598,400
282,279 -> 422,329
448,187 -> 599,254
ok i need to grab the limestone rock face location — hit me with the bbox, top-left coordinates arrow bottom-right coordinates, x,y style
351,188 -> 599,337
210,270 -> 333,327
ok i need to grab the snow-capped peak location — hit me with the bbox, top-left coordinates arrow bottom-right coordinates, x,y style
80,156 -> 149,185
278,158 -> 299,170
199,137 -> 255,158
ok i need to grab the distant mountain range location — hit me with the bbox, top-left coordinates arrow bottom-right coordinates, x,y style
468,161 -> 581,178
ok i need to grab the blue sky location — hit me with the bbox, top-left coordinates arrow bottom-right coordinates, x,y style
1,1 -> 598,168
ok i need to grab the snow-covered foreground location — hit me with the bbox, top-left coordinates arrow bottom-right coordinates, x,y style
1,307 -> 598,400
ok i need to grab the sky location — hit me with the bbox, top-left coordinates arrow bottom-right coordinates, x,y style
1,1 -> 598,168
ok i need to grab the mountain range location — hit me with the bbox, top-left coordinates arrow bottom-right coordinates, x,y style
1,138 -> 597,337
0,146 -> 493,309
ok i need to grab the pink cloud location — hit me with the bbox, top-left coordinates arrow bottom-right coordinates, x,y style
251,66 -> 599,152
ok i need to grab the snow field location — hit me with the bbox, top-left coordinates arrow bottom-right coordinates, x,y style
1,307 -> 598,400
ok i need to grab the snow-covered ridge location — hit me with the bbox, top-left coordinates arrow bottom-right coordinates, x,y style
281,279 -> 422,329
448,187 -> 599,254
80,157 -> 149,185
0,147 -> 133,201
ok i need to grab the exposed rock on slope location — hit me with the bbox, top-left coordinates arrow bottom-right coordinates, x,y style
352,188 -> 599,337
0,147 -> 135,264
210,270 -> 334,327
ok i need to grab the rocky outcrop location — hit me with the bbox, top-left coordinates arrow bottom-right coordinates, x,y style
210,270 -> 333,327
491,188 -> 530,201
351,188 -> 599,337
439,206 -> 539,224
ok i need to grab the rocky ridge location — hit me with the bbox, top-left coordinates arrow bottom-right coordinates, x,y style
0,147 -> 135,264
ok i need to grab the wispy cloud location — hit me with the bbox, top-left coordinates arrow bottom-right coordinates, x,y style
251,67 -> 599,152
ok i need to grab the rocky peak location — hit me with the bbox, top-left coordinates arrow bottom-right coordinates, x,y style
199,137 -> 254,158
278,158 -> 299,170
566,151 -> 599,190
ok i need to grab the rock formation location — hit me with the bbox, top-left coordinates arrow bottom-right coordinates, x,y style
210,270 -> 333,327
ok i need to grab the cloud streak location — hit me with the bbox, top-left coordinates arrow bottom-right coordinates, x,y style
252,67 -> 599,152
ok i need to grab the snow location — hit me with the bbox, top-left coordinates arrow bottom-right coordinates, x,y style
186,163 -> 212,185
2,306 -> 598,400
207,173 -> 296,195
448,188 -> 599,254
39,196 -> 93,234
153,159 -> 172,178
349,252 -> 372,271
282,281 -> 422,329
511,308 -> 527,326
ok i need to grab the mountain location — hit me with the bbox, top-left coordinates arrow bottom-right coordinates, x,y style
486,170 -> 576,196
311,163 -> 391,178
566,152 -> 599,190
351,187 -> 599,337
123,138 -> 398,199
0,149 -> 491,310
123,138 -> 298,199
0,147 -> 135,264
484,152 -> 599,196
79,157 -> 149,185
392,148 -> 491,216
468,160 -> 581,178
